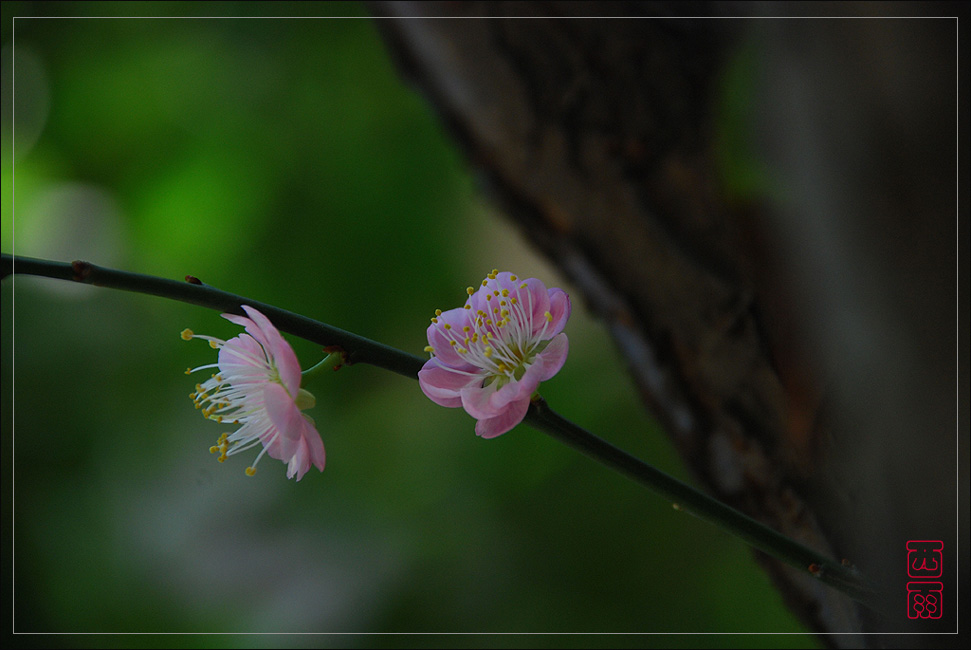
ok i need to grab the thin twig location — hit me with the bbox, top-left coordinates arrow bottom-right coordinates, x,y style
1,253 -> 881,611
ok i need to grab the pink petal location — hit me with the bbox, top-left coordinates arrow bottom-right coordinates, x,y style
286,416 -> 326,481
262,383 -> 325,480
474,396 -> 531,438
419,358 -> 479,408
232,410 -> 298,462
426,307 -> 472,367
546,289 -> 571,337
219,333 -> 270,377
536,333 -> 569,381
224,306 -> 302,396
286,437 -> 312,481
517,278 -> 551,332
302,415 -> 326,472
459,382 -> 503,419
262,382 -> 305,443
460,372 -> 534,419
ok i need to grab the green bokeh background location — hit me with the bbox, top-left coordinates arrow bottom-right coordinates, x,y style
2,3 -> 818,646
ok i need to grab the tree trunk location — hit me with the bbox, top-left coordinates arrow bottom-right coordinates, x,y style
371,2 -> 966,643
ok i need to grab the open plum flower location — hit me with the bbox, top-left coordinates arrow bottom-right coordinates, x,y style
182,305 -> 325,480
419,270 -> 571,437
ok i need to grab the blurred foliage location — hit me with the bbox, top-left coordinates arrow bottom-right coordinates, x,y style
2,3 -> 817,646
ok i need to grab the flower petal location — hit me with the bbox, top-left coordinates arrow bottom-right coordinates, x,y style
546,289 -> 571,337
426,307 -> 473,367
517,278 -> 551,334
460,371 -> 535,419
419,357 -> 480,408
263,381 -> 307,443
474,396 -> 530,438
224,306 -> 302,396
285,415 -> 326,481
536,333 -> 569,382
218,333 -> 270,380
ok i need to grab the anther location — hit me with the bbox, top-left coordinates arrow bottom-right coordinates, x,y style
467,287 -> 475,295
245,467 -> 257,476
424,346 -> 435,353
181,329 -> 194,340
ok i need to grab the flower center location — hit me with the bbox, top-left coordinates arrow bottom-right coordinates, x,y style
426,270 -> 554,384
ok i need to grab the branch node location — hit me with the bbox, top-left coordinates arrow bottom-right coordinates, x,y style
71,260 -> 92,282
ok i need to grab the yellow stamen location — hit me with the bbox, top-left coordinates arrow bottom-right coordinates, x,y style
181,329 -> 194,340
245,467 -> 257,476
467,287 -> 475,295
424,345 -> 435,353
545,311 -> 553,322
209,340 -> 219,349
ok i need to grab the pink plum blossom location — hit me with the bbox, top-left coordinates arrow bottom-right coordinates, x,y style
182,305 -> 325,480
419,269 -> 571,438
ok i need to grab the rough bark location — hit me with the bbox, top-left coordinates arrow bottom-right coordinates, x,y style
371,2 -> 966,643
